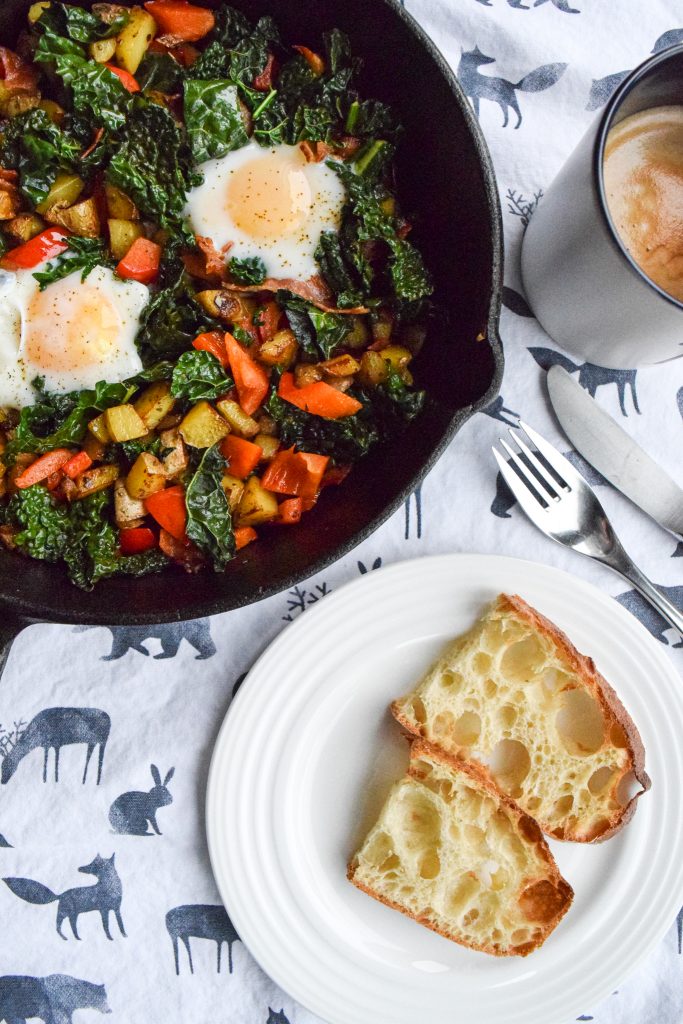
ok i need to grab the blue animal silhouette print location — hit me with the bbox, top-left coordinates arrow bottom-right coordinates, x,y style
674,542 -> 683,559
587,29 -> 683,110
475,0 -> 579,10
0,708 -> 110,785
358,557 -> 382,574
491,449 -> 607,518
615,587 -> 683,648
501,285 -> 534,317
483,395 -> 519,426
677,906 -> 682,953
4,853 -> 126,941
0,974 -> 110,1024
404,485 -> 422,539
267,1011 -> 291,1024
166,904 -> 241,975
458,48 -> 566,128
75,619 -> 216,660
109,765 -> 174,835
677,386 -> 683,421
528,347 -> 640,416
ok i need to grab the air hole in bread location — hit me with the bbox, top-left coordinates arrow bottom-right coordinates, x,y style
499,634 -> 546,682
526,795 -> 541,811
433,710 -> 455,738
584,817 -> 610,840
489,739 -> 531,798
462,908 -> 480,926
497,704 -> 517,728
491,867 -> 509,891
440,669 -> 463,691
379,854 -> 400,872
419,849 -> 441,879
451,711 -> 482,747
615,769 -> 640,806
364,830 -> 393,868
610,722 -> 629,748
552,794 -> 573,818
518,880 -> 567,923
511,928 -> 529,944
484,678 -> 498,699
411,696 -> 427,724
587,766 -> 614,795
439,780 -> 454,801
411,758 -> 431,781
473,652 -> 492,675
397,789 -> 440,851
447,873 -> 480,916
555,688 -> 605,755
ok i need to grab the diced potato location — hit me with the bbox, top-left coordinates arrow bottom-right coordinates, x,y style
115,6 -> 157,74
105,183 -> 139,220
83,433 -> 107,461
0,94 -> 39,118
125,452 -> 166,500
236,475 -> 279,527
221,473 -> 245,512
5,214 -> 44,243
380,196 -> 396,217
254,433 -> 279,460
358,350 -> 389,388
28,1 -> 50,22
344,316 -> 370,349
134,382 -> 175,431
295,363 -> 322,387
195,289 -> 223,318
259,328 -> 298,368
38,99 -> 66,125
36,173 -> 84,215
223,294 -> 256,322
89,38 -> 117,63
93,3 -> 128,23
379,344 -> 413,383
108,218 -> 143,260
104,404 -> 147,443
88,413 -> 111,444
0,190 -> 21,221
179,401 -> 230,449
45,197 -> 100,238
253,412 -> 277,436
74,464 -> 119,500
322,354 -> 360,377
371,311 -> 393,345
157,412 -> 181,430
114,478 -> 146,527
215,398 -> 259,439
0,437 -> 6,480
158,428 -> 188,479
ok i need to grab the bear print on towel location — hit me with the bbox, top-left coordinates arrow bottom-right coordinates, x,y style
0,974 -> 109,1024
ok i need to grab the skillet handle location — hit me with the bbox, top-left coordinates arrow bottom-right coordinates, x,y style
0,610 -> 27,680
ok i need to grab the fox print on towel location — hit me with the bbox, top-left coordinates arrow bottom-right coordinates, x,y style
75,620 -> 216,661
458,48 -> 566,128
109,765 -> 174,835
587,30 -> 683,110
166,904 -> 241,975
0,708 -> 110,785
4,854 -> 126,941
528,347 -> 640,416
0,974 -> 110,1024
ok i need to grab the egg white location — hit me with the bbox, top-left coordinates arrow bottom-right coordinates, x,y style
184,140 -> 347,281
0,265 -> 149,409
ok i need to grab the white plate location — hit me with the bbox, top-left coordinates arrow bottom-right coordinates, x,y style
206,555 -> 683,1024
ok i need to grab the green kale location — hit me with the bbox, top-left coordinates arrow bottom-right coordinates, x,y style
227,15 -> 279,89
184,79 -> 249,162
186,40 -> 231,80
210,4 -> 253,47
136,52 -> 186,93
0,109 -> 81,205
344,99 -> 401,142
314,231 -> 363,308
116,436 -> 165,463
107,100 -> 202,227
228,255 -> 267,285
134,268 -> 214,364
39,3 -> 128,43
33,237 -> 114,291
185,443 -> 235,570
170,350 -> 232,402
388,238 -> 434,303
280,295 -> 351,360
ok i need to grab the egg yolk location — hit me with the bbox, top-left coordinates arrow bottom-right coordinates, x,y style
24,284 -> 122,371
226,150 -> 313,241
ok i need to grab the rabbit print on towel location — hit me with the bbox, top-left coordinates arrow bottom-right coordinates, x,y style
109,765 -> 174,835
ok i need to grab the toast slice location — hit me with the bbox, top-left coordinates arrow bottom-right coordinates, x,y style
348,740 -> 573,956
391,594 -> 650,842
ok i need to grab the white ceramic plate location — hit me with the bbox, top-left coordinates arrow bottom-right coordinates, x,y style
206,555 -> 683,1024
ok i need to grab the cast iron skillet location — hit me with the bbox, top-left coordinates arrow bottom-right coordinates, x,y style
0,0 -> 504,672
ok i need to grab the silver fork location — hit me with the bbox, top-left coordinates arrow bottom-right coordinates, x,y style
492,420 -> 683,639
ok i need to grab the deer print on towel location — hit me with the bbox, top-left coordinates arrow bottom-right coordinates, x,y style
0,708 -> 110,785
75,620 -> 216,661
166,904 -> 241,975
0,974 -> 110,1024
528,347 -> 640,416
587,30 -> 683,110
615,587 -> 683,648
267,1011 -> 291,1024
4,854 -> 126,941
458,48 -> 567,128
109,765 -> 174,835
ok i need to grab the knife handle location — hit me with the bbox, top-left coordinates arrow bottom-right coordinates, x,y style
602,543 -> 683,640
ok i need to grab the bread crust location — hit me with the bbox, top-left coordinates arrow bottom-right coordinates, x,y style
391,593 -> 650,843
348,739 -> 574,957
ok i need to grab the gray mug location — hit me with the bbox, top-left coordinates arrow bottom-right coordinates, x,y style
521,45 -> 683,370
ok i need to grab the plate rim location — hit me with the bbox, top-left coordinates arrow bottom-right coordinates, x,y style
206,553 -> 683,1024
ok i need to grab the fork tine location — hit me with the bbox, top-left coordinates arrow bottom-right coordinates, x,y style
492,447 -> 549,520
499,438 -> 557,504
508,430 -> 563,499
517,421 -> 575,488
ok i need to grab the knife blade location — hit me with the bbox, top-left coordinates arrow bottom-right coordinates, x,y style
547,365 -> 683,539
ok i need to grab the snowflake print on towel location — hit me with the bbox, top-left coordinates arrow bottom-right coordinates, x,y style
282,582 -> 331,622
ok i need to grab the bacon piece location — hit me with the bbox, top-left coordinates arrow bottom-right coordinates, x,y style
80,127 -> 105,161
223,275 -> 369,314
299,137 -> 361,163
253,52 -> 276,91
0,47 -> 39,95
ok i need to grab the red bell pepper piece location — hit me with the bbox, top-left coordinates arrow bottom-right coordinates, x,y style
15,449 -> 73,489
104,64 -> 140,92
234,526 -> 257,550
0,47 -> 39,94
193,331 -> 228,368
0,228 -> 70,271
224,332 -> 269,416
62,450 -> 92,480
256,300 -> 282,344
278,372 -> 362,419
116,237 -> 161,284
321,463 -> 352,488
293,45 -> 324,76
220,435 -> 262,480
145,485 -> 187,541
159,528 -> 205,569
144,1 -> 215,41
120,526 -> 156,555
261,448 -> 329,499
278,497 -> 303,524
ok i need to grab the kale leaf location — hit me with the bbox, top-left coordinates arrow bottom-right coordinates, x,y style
314,231 -> 363,308
136,51 -> 186,93
39,3 -> 128,43
170,350 -> 232,402
228,255 -> 266,285
280,295 -> 351,360
135,267 -> 214,364
33,236 -> 114,291
186,40 -> 231,80
107,100 -> 201,227
184,79 -> 249,162
185,443 -> 235,570
0,109 -> 81,205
